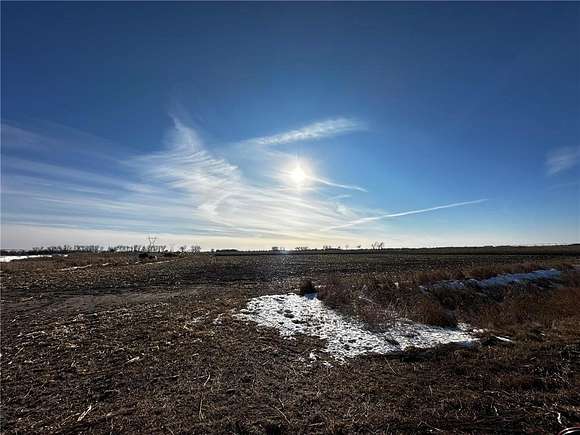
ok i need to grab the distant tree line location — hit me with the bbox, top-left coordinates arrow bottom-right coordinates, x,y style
1,243 -> 202,255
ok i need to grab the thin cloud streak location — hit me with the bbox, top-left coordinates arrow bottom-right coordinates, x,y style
546,146 -> 580,176
323,199 -> 489,231
238,118 -> 365,147
309,176 -> 367,192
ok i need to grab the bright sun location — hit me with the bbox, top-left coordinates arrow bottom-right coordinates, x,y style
290,165 -> 307,186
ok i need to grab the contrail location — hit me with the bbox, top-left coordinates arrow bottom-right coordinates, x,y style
309,176 -> 367,192
323,198 -> 488,231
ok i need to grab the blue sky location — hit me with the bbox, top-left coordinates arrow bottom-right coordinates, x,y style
1,2 -> 579,249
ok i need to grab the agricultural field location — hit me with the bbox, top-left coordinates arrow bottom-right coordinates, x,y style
1,247 -> 579,434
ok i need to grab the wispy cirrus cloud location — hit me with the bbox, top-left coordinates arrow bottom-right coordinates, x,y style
238,118 -> 365,147
234,118 -> 368,192
546,146 -> 580,176
1,115 -> 488,249
128,116 -> 358,238
2,117 -> 365,245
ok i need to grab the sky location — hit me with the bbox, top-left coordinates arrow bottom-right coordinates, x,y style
1,2 -> 579,250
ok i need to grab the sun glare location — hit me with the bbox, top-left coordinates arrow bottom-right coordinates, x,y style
290,165 -> 307,186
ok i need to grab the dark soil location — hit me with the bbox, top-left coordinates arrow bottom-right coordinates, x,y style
1,249 -> 579,434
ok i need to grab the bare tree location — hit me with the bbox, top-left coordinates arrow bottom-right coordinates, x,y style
147,236 -> 158,252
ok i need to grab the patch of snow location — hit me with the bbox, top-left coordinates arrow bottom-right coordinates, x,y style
429,268 -> 561,290
61,264 -> 92,271
213,313 -> 225,325
182,316 -> 205,331
0,255 -> 52,262
235,294 -> 476,361
144,260 -> 172,265
478,268 -> 560,287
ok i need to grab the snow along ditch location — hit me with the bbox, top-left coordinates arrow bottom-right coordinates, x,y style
235,268 -> 564,361
425,268 -> 561,291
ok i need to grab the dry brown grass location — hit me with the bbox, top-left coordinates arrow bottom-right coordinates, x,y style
316,275 -> 459,329
412,297 -> 458,327
473,286 -> 580,330
315,262 -> 579,332
2,252 -> 579,434
297,279 -> 315,295
412,269 -> 452,285
316,275 -> 357,312
409,261 -> 573,285
561,269 -> 580,287
465,262 -> 541,280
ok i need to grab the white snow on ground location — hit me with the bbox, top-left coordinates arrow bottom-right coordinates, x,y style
236,293 -> 476,361
479,268 -> 560,287
0,255 -> 52,262
60,264 -> 93,271
428,268 -> 561,290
